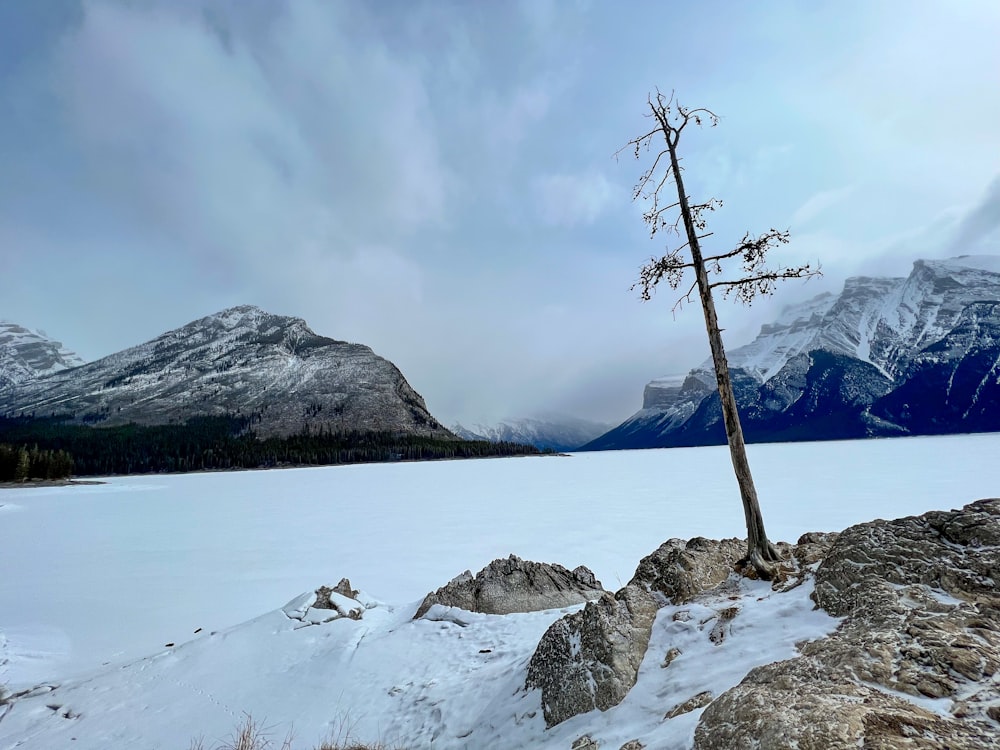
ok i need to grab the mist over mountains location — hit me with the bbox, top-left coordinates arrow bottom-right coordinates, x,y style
451,415 -> 613,453
4,255 -> 999,455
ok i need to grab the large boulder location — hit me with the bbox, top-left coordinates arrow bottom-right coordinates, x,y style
694,499 -> 1000,749
630,536 -> 747,603
525,536 -> 748,728
525,585 -> 658,727
414,555 -> 605,619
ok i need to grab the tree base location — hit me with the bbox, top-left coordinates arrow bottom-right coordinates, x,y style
736,540 -> 784,581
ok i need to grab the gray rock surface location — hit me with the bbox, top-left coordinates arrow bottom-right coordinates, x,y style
693,498 -> 1000,749
525,585 -> 658,728
630,536 -> 746,603
526,536 -> 747,727
665,690 -> 713,720
414,555 -> 605,619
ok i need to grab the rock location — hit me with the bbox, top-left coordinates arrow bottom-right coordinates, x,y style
792,531 -> 840,566
707,606 -> 739,645
282,583 -> 367,625
525,585 -> 658,727
618,741 -> 644,750
414,555 -> 605,618
571,735 -> 599,750
661,646 -> 681,668
525,536 -> 755,728
693,499 -> 1000,749
629,537 -> 746,604
332,577 -> 359,599
694,660 -> 998,750
813,498 -> 1000,615
313,586 -> 363,620
665,690 -> 713,719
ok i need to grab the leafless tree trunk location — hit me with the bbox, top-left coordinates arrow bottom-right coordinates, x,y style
621,90 -> 819,577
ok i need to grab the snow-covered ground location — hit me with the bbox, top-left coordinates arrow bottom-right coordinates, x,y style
1,433 -> 998,748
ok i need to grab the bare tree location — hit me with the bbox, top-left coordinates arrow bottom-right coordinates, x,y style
619,90 -> 820,578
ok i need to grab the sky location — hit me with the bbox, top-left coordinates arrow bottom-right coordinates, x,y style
2,0 -> 1000,428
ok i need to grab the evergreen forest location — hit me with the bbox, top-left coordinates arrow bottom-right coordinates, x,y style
0,416 -> 543,478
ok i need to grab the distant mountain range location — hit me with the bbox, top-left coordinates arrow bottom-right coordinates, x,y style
0,321 -> 83,391
0,305 -> 452,440
584,256 -> 1000,449
452,415 -> 613,452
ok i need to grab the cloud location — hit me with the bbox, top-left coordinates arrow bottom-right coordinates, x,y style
51,0 -> 450,261
483,83 -> 551,148
790,185 -> 855,227
533,171 -> 615,227
3,0 -> 1000,432
949,175 -> 1000,255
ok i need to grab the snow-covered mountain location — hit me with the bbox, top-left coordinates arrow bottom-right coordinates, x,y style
0,305 -> 451,439
0,321 -> 83,391
586,256 -> 1000,449
452,415 -> 613,452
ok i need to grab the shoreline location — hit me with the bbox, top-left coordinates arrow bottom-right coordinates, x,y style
0,478 -> 106,489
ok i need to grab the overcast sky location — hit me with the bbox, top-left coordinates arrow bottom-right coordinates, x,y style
2,1 -> 999,427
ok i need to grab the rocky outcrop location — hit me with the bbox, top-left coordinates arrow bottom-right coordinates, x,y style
693,498 -> 1000,749
414,555 -> 605,619
526,537 -> 747,727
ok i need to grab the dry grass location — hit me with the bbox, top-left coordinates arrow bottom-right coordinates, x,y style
191,714 -> 402,750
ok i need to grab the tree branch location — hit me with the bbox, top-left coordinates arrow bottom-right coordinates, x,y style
708,263 -> 821,304
671,278 -> 699,317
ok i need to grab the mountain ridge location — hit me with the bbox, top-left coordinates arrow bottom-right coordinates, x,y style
586,255 -> 1000,449
0,305 -> 452,439
452,414 -> 613,452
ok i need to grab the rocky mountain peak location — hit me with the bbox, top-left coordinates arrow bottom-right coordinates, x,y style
0,307 -> 449,439
0,321 -> 83,391
587,255 -> 1000,450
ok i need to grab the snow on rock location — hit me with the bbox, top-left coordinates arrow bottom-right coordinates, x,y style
415,554 -> 607,618
283,580 -> 371,625
526,585 -> 658,727
0,321 -> 83,392
0,305 -> 450,439
523,535 -> 775,729
695,498 -> 1000,749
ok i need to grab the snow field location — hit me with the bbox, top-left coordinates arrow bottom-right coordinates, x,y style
0,432 -> 998,747
0,579 -> 836,749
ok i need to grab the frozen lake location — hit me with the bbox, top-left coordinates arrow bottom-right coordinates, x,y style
1,433 -> 998,688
